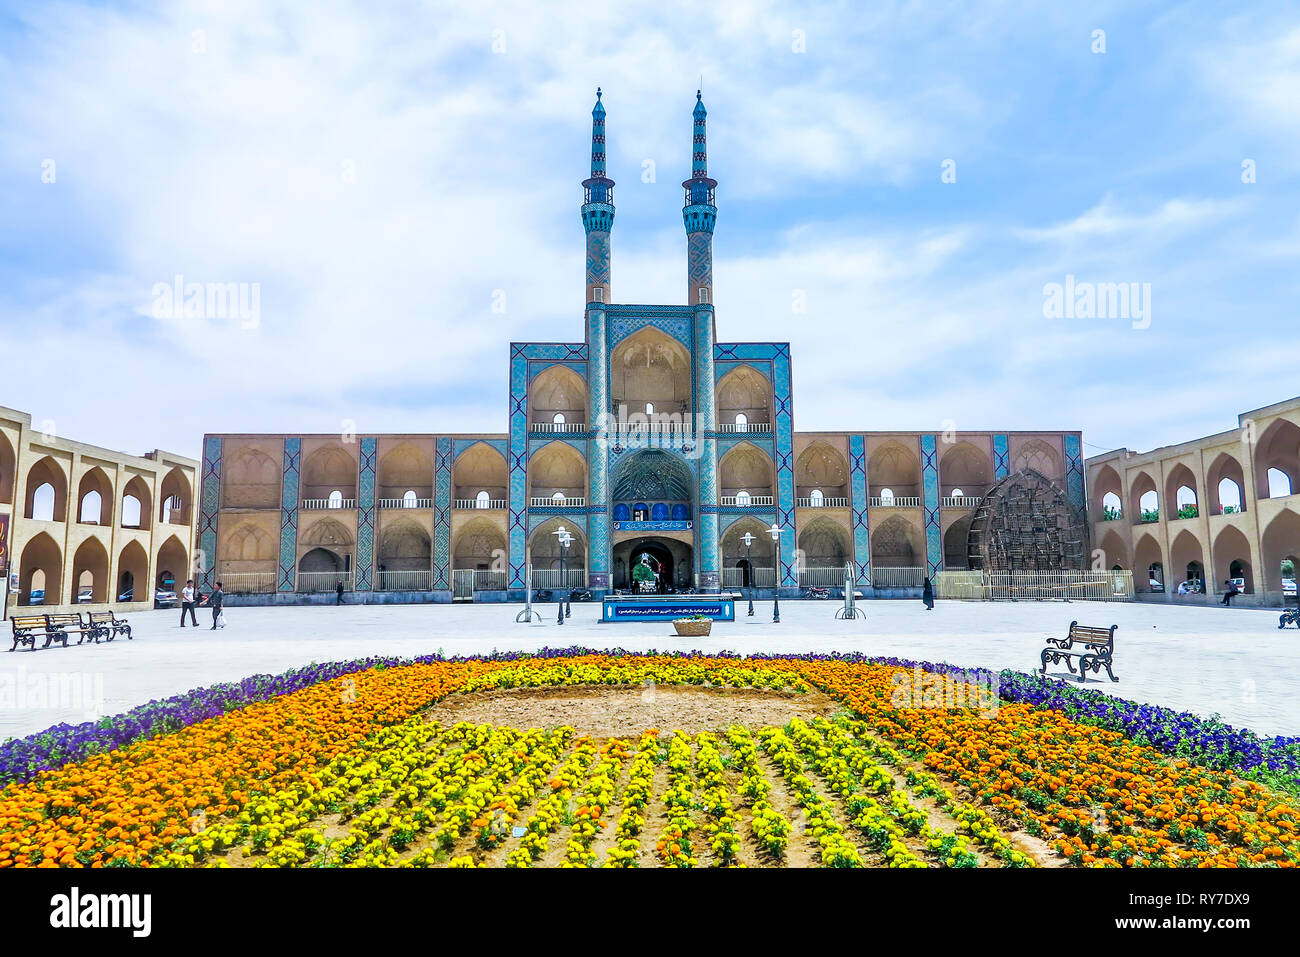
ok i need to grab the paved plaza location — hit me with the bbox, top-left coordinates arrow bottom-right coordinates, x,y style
3,598 -> 1296,741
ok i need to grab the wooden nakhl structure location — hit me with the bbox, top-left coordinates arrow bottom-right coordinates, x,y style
967,469 -> 1087,572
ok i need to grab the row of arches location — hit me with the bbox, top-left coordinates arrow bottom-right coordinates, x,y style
1097,510 -> 1300,594
215,436 -> 1068,515
13,456 -> 190,527
1093,420 -> 1299,522
15,532 -> 189,606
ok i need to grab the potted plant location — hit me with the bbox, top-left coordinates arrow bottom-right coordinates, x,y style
672,614 -> 712,637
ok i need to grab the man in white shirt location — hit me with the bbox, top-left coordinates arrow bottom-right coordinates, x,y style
180,579 -> 199,627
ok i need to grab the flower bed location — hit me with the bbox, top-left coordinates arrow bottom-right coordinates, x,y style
1,652 -> 1297,869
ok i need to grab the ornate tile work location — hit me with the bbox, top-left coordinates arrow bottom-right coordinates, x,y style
993,433 -> 1010,480
711,341 -> 796,586
586,230 -> 610,287
433,436 -> 452,589
510,342 -> 588,362
849,434 -> 871,585
714,434 -> 775,457
687,232 -> 712,288
1064,434 -> 1085,519
587,306 -> 610,588
609,315 -> 693,350
528,360 -> 588,383
713,360 -> 773,384
354,437 -> 377,590
197,436 -> 222,591
693,308 -> 719,588
452,438 -> 508,458
527,512 -> 590,534
508,350 -> 530,588
277,438 -> 301,592
921,434 -> 942,577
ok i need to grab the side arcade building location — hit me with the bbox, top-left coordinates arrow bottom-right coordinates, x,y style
198,92 -> 1087,603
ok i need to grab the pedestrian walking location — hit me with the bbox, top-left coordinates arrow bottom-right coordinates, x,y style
335,580 -> 345,605
202,581 -> 225,630
922,576 -> 935,610
180,579 -> 199,627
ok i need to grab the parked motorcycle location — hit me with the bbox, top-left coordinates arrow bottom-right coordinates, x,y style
534,588 -> 555,603
568,589 -> 592,603
802,586 -> 831,600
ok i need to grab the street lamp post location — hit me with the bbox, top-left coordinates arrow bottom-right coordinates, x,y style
554,525 -> 572,625
767,524 -> 782,623
741,531 -> 755,616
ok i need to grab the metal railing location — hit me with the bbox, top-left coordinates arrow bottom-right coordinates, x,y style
376,570 -> 433,591
219,571 -> 276,594
452,569 -> 507,598
454,498 -> 507,509
529,496 -> 586,507
379,497 -> 433,509
719,495 -> 775,507
869,496 -> 921,508
870,566 -> 926,588
529,567 -> 587,589
935,570 -> 1135,601
722,566 -> 776,588
529,421 -> 587,433
798,566 -> 847,587
941,496 -> 981,509
296,571 -> 353,592
716,422 -> 773,433
301,498 -> 357,510
797,496 -> 849,507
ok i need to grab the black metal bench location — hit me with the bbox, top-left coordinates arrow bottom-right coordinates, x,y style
45,613 -> 100,646
1040,620 -> 1118,682
88,610 -> 132,641
10,615 -> 67,651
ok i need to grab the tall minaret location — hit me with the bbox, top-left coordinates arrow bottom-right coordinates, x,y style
584,89 -> 614,593
682,90 -> 717,305
581,88 -> 615,304
685,91 -> 721,592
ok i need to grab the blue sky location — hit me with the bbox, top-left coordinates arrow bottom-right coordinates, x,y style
1,0 -> 1297,460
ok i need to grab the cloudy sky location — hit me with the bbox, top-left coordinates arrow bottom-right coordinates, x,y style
1,0 -> 1297,460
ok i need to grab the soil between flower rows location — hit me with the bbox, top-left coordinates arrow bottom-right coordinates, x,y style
216,683 -> 1051,868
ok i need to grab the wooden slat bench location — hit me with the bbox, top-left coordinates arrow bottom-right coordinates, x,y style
45,613 -> 101,647
88,610 -> 132,641
10,615 -> 66,651
1040,620 -> 1118,682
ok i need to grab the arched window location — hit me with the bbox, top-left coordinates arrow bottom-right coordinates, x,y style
552,490 -> 565,503
552,412 -> 566,425
735,412 -> 748,431
645,403 -> 654,416
32,483 -> 56,522
1218,479 -> 1242,513
950,488 -> 964,498
122,494 -> 142,527
476,490 -> 490,508
810,489 -> 824,507
736,490 -> 752,507
1268,468 -> 1293,497
880,488 -> 895,506
1101,491 -> 1122,519
328,490 -> 343,509
79,490 -> 102,524
161,494 -> 182,522
402,489 -> 417,508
